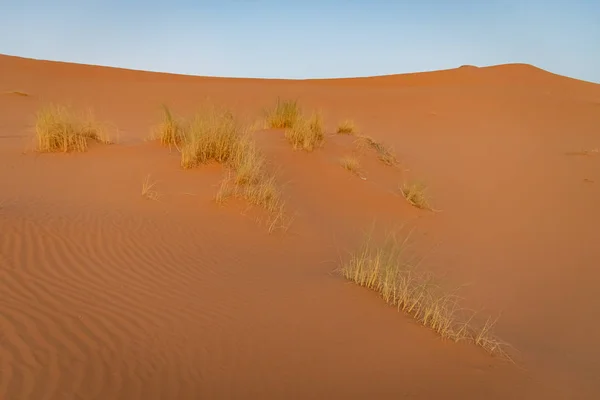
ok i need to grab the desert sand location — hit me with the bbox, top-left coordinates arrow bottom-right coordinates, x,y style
1,53 -> 599,399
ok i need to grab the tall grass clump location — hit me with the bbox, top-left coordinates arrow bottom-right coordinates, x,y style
180,108 -> 240,169
285,112 -> 325,152
265,98 -> 300,129
340,228 -> 511,358
35,104 -> 113,152
177,105 -> 290,232
152,105 -> 184,148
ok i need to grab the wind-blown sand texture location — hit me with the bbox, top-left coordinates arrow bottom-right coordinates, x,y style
1,54 -> 599,399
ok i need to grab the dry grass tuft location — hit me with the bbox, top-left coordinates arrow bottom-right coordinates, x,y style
400,181 -> 431,210
337,120 -> 356,135
141,175 -> 160,201
231,135 -> 267,185
242,174 -> 282,212
340,155 -> 361,175
215,173 -> 237,205
216,171 -> 290,233
285,112 -> 325,152
35,104 -> 113,153
179,107 -> 242,169
340,229 -> 511,359
264,98 -> 325,152
356,135 -> 397,165
152,105 -> 184,148
170,105 -> 289,232
265,98 -> 300,129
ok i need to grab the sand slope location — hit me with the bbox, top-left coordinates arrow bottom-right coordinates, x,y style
1,54 -> 599,399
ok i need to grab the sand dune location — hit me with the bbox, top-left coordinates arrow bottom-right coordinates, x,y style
1,53 -> 599,399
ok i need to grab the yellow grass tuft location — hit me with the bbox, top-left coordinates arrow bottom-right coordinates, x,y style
265,98 -> 300,129
152,105 -> 184,148
340,155 -> 361,175
400,181 -> 431,210
285,112 -> 325,152
180,107 -> 241,169
215,172 -> 291,233
215,173 -> 237,205
141,175 -> 160,201
169,105 -> 289,232
231,135 -> 267,186
337,120 -> 356,134
356,135 -> 397,165
242,174 -> 282,212
35,104 -> 113,153
340,228 -> 511,358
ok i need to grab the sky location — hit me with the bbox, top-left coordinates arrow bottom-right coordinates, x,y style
1,0 -> 599,83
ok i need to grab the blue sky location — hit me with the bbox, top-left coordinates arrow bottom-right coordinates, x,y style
1,0 -> 599,83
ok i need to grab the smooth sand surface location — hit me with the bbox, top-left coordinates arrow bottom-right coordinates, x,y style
1,54 -> 599,399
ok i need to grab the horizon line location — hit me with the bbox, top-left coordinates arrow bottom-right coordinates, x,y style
2,52 -> 598,86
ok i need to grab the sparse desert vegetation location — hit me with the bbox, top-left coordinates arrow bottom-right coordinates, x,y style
215,169 -> 289,233
156,104 -> 289,232
264,98 -> 300,129
179,107 -> 242,169
356,135 -> 397,165
284,111 -> 325,151
35,104 -> 114,152
4,50 -> 598,399
340,155 -> 361,175
141,175 -> 160,201
152,105 -> 184,148
340,228 -> 510,358
264,98 -> 325,151
400,181 -> 431,210
337,120 -> 356,134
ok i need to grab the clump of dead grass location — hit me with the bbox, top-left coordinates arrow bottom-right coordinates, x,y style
141,175 -> 160,201
265,98 -> 300,129
152,105 -> 184,148
264,98 -> 326,152
215,170 -> 290,233
35,104 -> 113,152
356,135 -> 397,165
400,181 -> 431,210
340,228 -> 511,359
180,107 -> 241,169
337,120 -> 356,135
172,105 -> 289,232
340,155 -> 361,175
285,112 -> 325,152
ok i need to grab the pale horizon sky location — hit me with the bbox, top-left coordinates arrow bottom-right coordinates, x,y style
1,0 -> 599,83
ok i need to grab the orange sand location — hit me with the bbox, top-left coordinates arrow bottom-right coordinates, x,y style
1,54 -> 599,399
